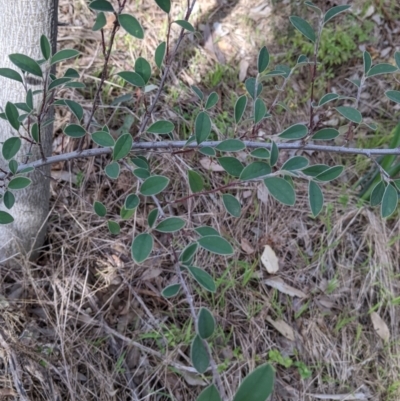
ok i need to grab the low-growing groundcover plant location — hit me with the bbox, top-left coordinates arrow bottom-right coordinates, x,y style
0,0 -> 399,399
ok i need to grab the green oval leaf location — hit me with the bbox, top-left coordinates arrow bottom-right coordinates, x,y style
118,14 -> 144,39
40,34 -> 51,60
308,181 -> 323,217
89,0 -> 114,12
131,157 -> 149,169
233,363 -> 275,401
147,208 -> 159,228
191,85 -> 203,100
135,57 -> 151,83
251,148 -> 270,159
155,217 -> 186,233
64,99 -> 83,121
198,307 -> 215,339
107,220 -> 120,235
64,124 -> 86,138
289,16 -> 315,43
8,177 -> 31,190
113,133 -> 132,161
302,164 -> 330,177
131,233 -> 153,263
315,165 -> 343,182
140,175 -> 169,196
50,49 -> 80,65
0,68 -> 23,83
64,68 -> 80,78
239,161 -> 271,181
367,63 -> 398,77
305,1 -> 322,14
155,41 -> 166,69
48,77 -> 72,91
174,20 -> 195,32
312,128 -> 340,140
125,194 -> 140,210
381,184 -> 398,218
188,170 -> 204,193
363,50 -> 372,74
187,266 -> 216,292
245,77 -> 262,100
318,93 -> 339,107
120,206 -> 135,220
197,385 -> 222,401
385,90 -> 400,104
270,141 -> 279,166
104,162 -> 120,179
93,201 -> 107,217
254,98 -> 267,124
395,51 -> 400,69
5,102 -> 20,131
147,120 -> 174,134
194,226 -> 220,237
217,156 -> 245,176
323,5 -> 351,24
180,242 -> 198,264
335,106 -> 362,124
191,335 -> 209,374
235,95 -> 247,124
2,137 -> 21,160
222,194 -> 241,217
282,156 -> 309,171
9,53 -> 42,77
117,71 -> 146,87
370,181 -> 385,207
197,235 -> 234,255
155,0 -> 171,13
199,146 -> 216,157
162,283 -> 181,298
8,160 -> 18,175
264,177 -> 296,205
258,46 -> 270,73
279,123 -> 308,140
205,92 -> 219,110
216,139 -> 245,152
195,111 -> 212,144
3,191 -> 15,209
92,131 -> 115,147
133,168 -> 150,179
92,11 -> 107,31
0,211 -> 14,224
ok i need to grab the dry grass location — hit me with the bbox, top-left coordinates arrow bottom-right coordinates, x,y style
1,0 -> 400,400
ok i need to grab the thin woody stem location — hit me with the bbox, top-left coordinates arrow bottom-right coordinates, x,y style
3,140 -> 400,179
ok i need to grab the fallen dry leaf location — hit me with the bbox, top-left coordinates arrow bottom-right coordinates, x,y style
266,316 -> 295,341
261,245 -> 279,273
241,238 -> 255,254
370,311 -> 390,342
264,276 -> 306,298
257,182 -> 269,205
239,59 -> 249,82
200,158 -> 225,172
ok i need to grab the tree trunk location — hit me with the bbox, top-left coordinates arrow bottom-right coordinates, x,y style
0,0 -> 58,264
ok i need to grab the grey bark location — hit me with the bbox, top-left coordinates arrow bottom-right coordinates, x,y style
0,0 -> 58,264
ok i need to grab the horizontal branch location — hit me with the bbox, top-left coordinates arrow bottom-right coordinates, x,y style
2,140 -> 400,179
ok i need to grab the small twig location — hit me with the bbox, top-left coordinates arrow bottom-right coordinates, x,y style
78,8 -> 123,151
136,0 -> 198,136
4,140 -> 400,180
172,249 -> 227,401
